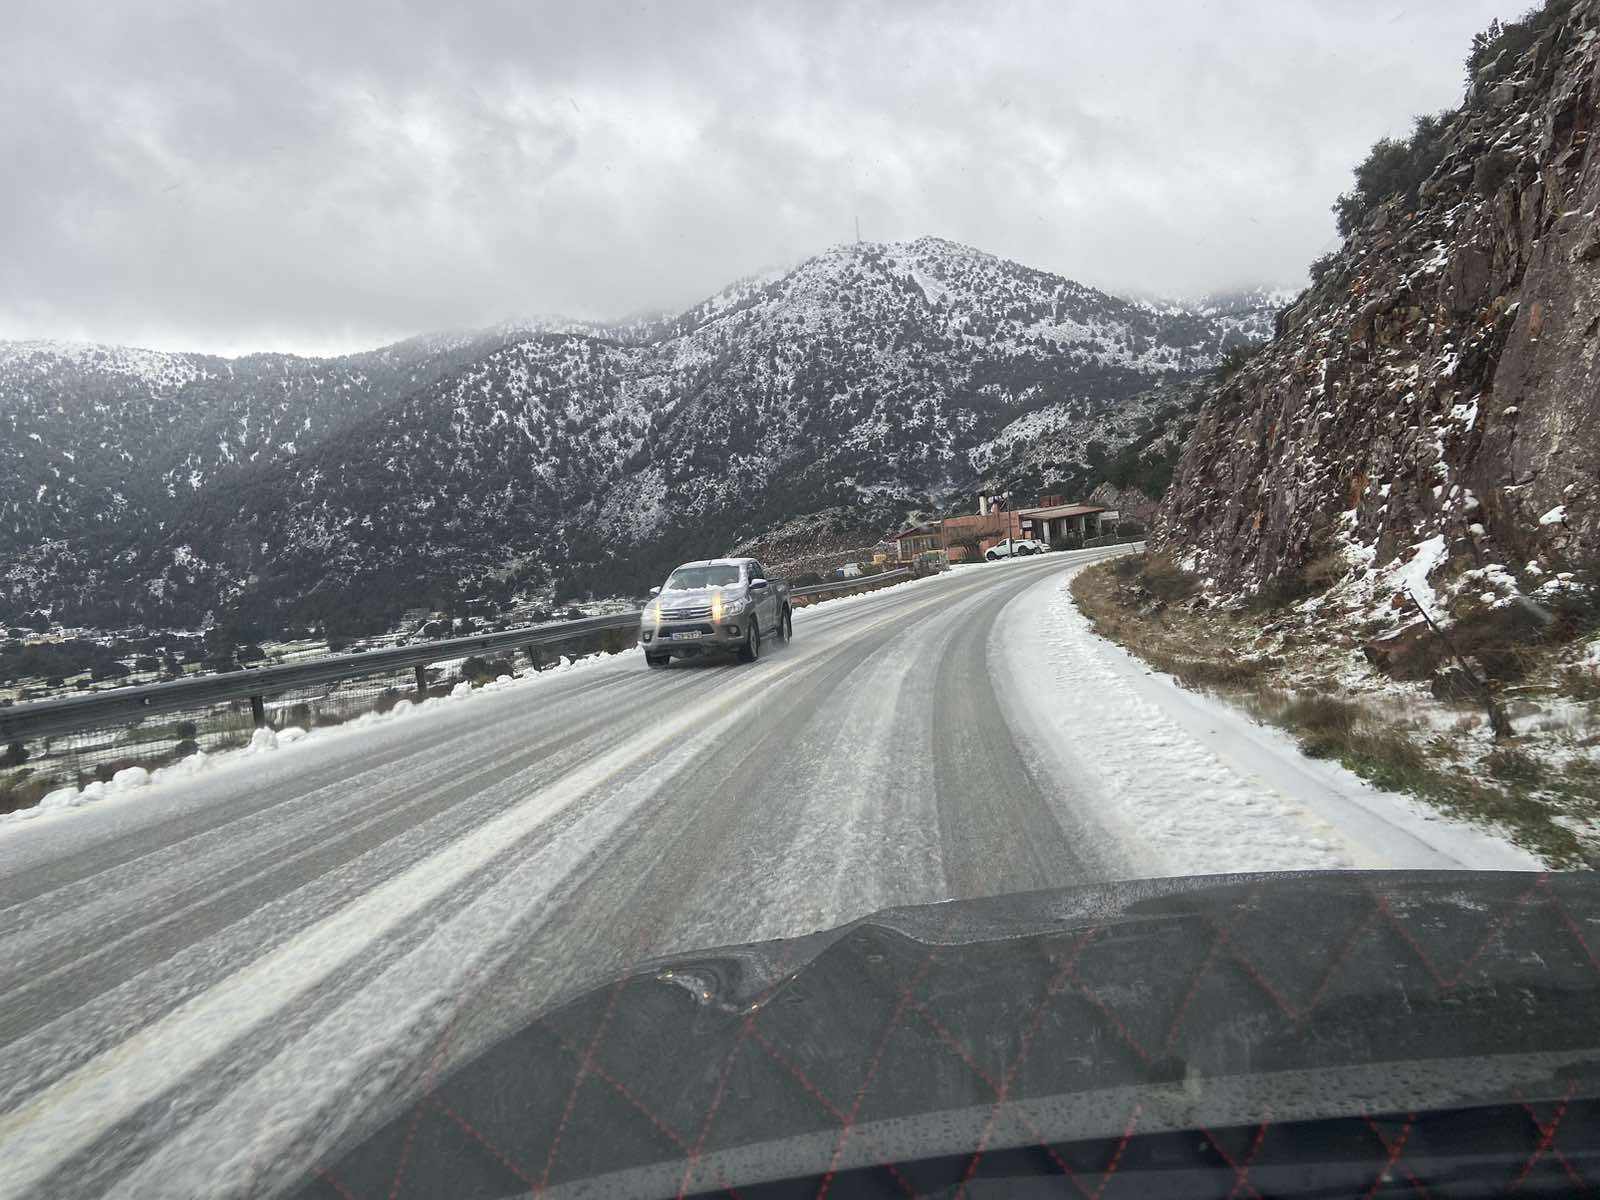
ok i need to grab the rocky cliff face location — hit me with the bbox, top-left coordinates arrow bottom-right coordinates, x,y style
1156,0 -> 1599,625
1087,481 -> 1158,526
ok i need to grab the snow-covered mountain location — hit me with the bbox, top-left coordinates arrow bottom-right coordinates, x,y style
1133,285 -> 1302,347
2,237 -> 1276,632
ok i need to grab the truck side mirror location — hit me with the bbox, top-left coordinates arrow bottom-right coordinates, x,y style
749,578 -> 768,590
649,586 -> 661,596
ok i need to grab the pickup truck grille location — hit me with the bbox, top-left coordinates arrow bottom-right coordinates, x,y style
661,605 -> 713,620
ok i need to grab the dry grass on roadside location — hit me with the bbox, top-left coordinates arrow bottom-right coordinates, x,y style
1073,557 -> 1272,690
1,769 -> 53,815
1241,686 -> 1587,865
1072,555 -> 1596,867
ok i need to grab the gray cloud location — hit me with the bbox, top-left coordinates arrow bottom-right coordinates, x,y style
2,0 -> 1528,354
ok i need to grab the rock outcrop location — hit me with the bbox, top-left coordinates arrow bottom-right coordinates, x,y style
1088,481 -> 1158,526
1156,0 -> 1599,621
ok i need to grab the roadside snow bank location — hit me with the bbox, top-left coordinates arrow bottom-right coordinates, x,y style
0,651 -> 626,833
994,565 -> 1540,875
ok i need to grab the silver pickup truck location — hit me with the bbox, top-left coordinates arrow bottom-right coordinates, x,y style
640,557 -> 792,668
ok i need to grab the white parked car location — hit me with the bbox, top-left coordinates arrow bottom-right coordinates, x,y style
985,537 -> 1048,560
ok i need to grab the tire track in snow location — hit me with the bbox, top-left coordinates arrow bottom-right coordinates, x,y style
90,582 -> 1025,1199
3,571 -> 1034,1200
0,667 -> 724,1058
0,666 -> 676,915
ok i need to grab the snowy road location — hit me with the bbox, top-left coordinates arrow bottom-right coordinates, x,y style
0,548 -> 1537,1198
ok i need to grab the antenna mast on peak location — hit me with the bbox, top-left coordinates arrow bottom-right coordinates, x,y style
855,215 -> 861,244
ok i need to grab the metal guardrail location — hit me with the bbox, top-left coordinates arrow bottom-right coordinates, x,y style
1082,532 -> 1147,549
790,568 -> 910,603
0,569 -> 914,744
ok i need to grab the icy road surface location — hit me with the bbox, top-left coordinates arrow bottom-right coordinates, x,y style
0,548 -> 1537,1198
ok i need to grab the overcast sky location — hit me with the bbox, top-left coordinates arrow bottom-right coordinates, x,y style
3,0 -> 1529,356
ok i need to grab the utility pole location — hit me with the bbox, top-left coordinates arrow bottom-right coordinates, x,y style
855,215 -> 861,244
1405,588 -> 1512,739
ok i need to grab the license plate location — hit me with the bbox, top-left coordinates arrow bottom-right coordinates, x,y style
670,631 -> 703,640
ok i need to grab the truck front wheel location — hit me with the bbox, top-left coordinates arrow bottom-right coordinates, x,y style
738,618 -> 761,663
644,651 -> 669,669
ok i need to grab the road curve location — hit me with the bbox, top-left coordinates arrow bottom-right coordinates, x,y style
0,549 -> 1138,1199
0,544 -> 1539,1198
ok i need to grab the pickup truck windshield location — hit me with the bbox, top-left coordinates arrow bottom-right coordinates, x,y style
663,565 -> 742,589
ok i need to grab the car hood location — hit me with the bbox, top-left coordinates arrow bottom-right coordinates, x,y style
295,870 -> 1600,1198
649,587 -> 745,611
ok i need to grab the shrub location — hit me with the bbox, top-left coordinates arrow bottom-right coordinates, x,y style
1280,695 -> 1362,740
90,756 -> 148,785
1298,732 -> 1345,760
1485,746 -> 1545,786
0,770 -> 51,815
1332,112 -> 1453,237
3,741 -> 28,768
1467,1 -> 1573,83
1215,343 -> 1261,380
1347,732 -> 1430,793
1251,549 -> 1345,611
1308,252 -> 1340,286
1101,423 -> 1192,499
1449,604 -> 1549,682
461,655 -> 516,685
1276,694 -> 1364,759
1561,667 -> 1600,700
1543,559 -> 1599,641
1138,556 -> 1201,603
1166,656 -> 1269,689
